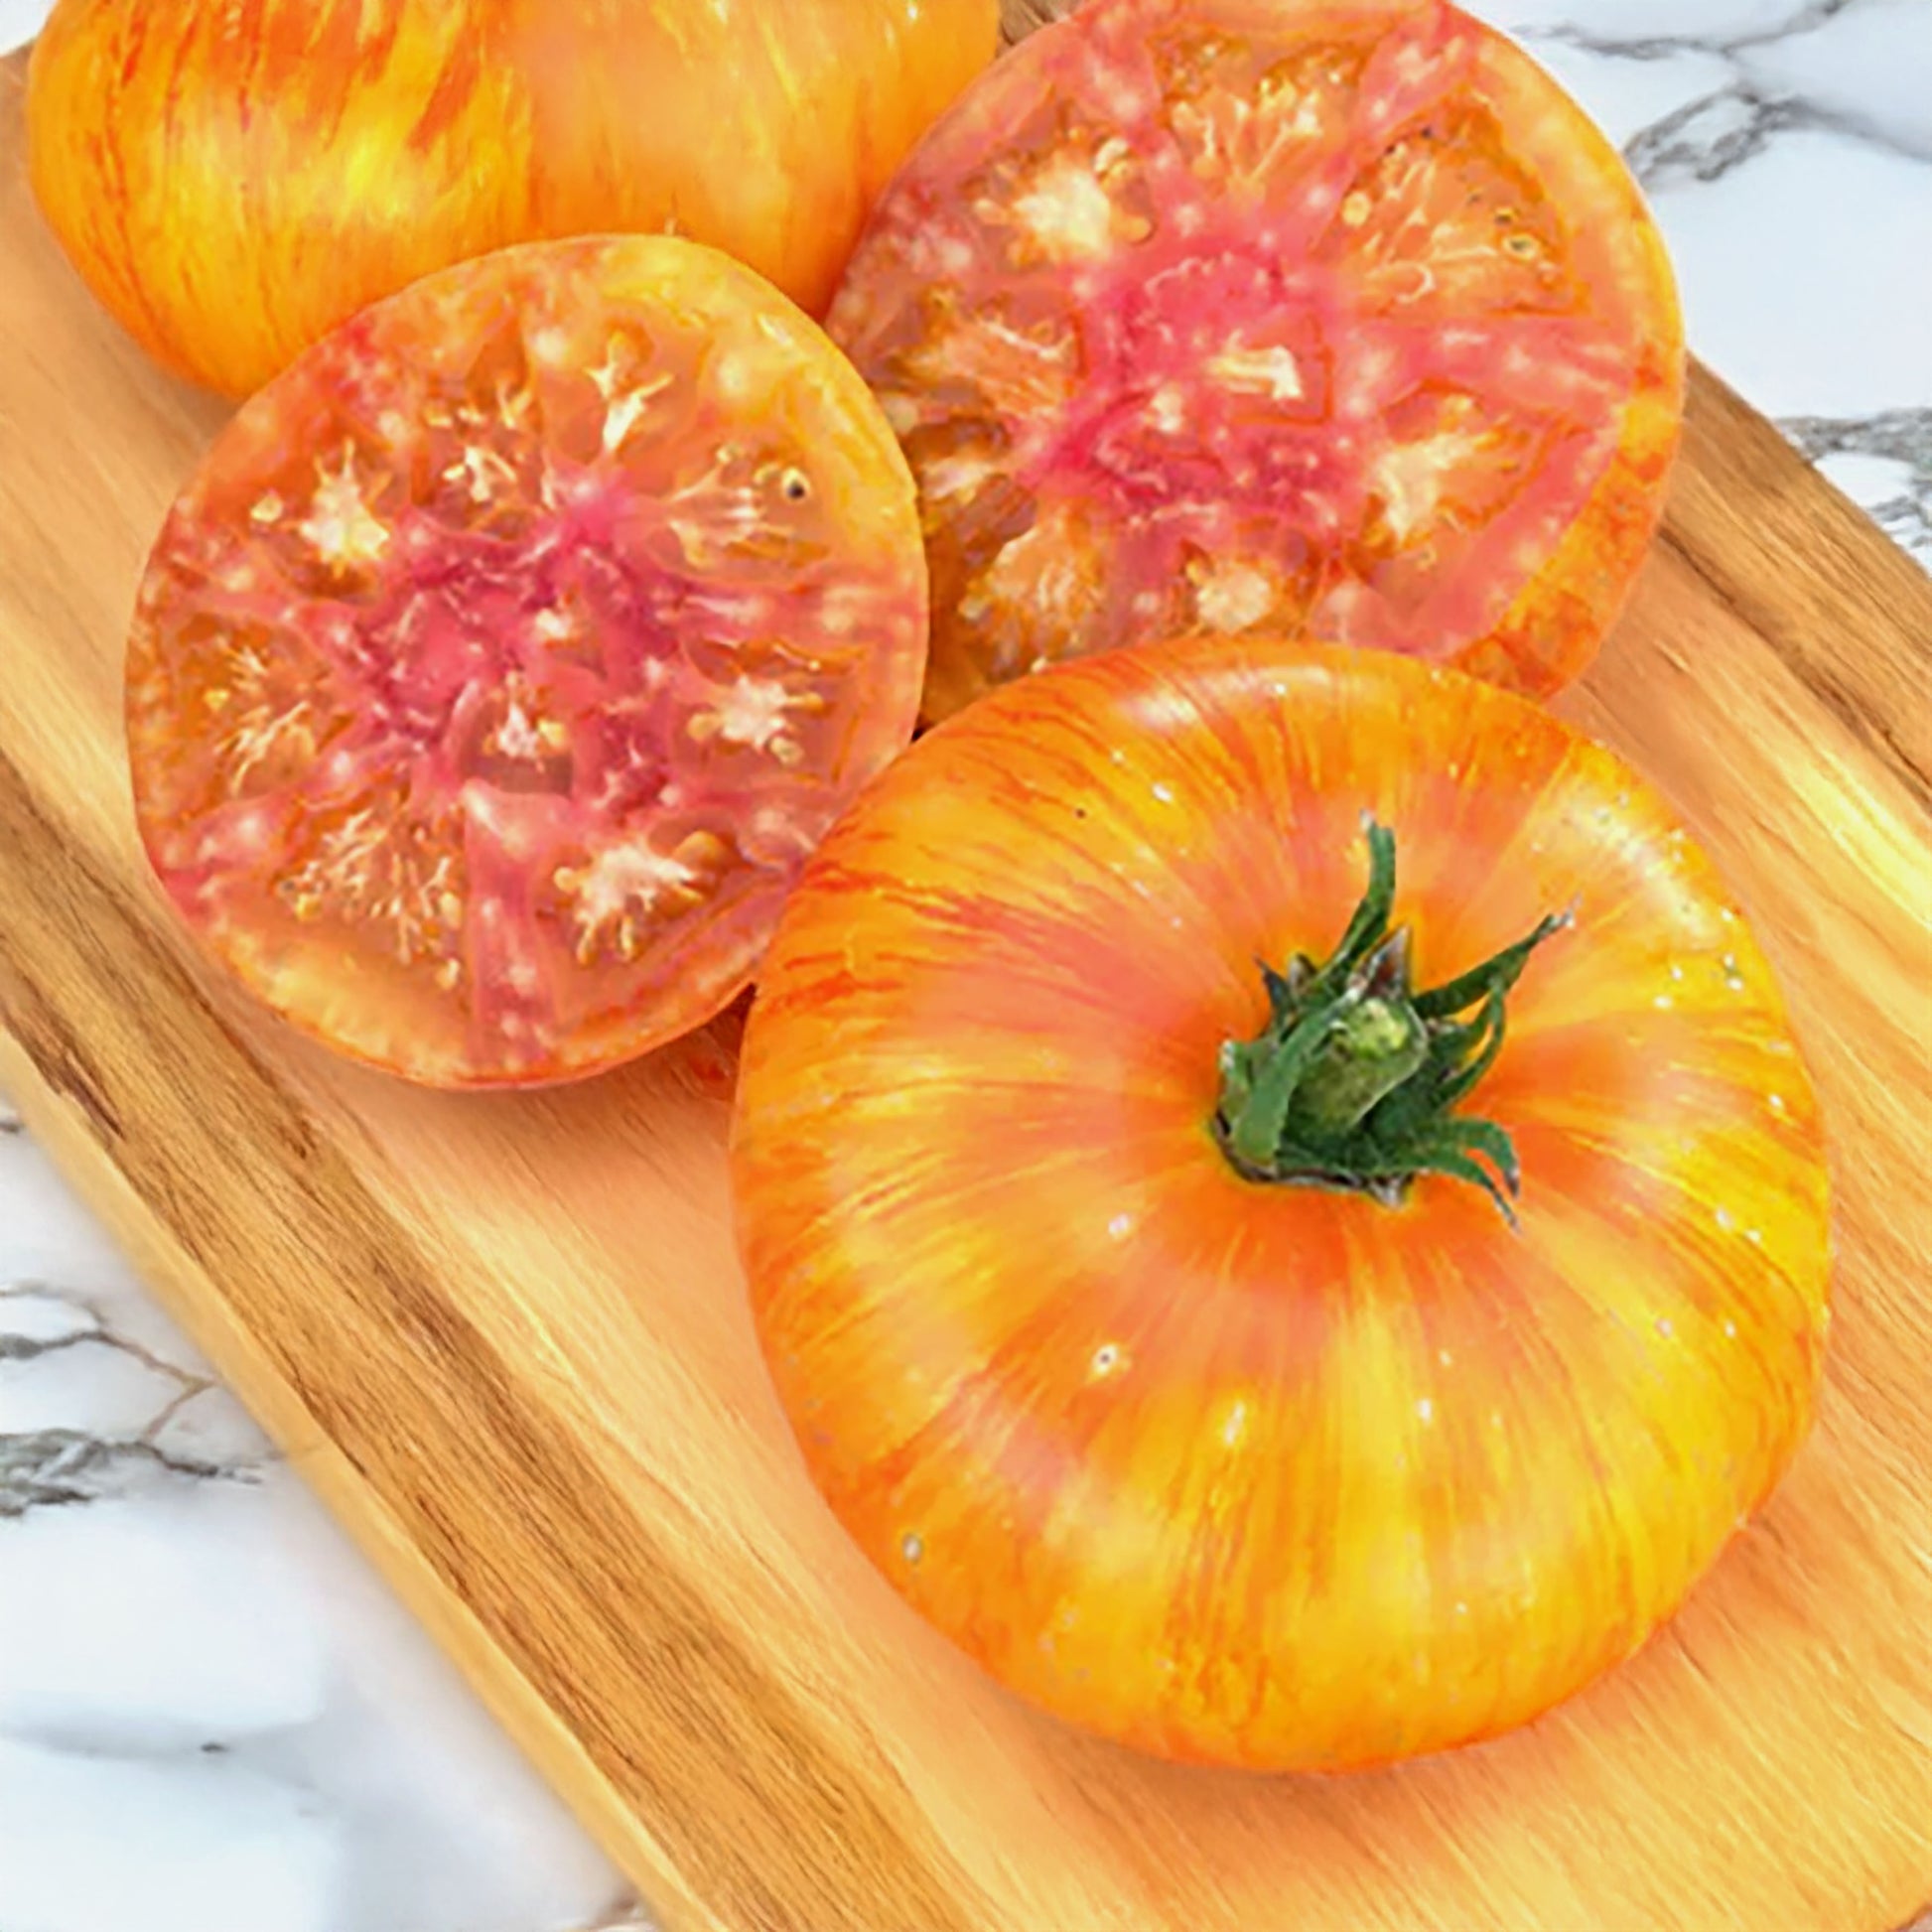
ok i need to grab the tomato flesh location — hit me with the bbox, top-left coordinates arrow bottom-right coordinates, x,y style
830,0 -> 1686,721
127,236 -> 927,1087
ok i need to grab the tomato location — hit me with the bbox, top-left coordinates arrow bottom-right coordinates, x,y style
27,0 -> 1000,398
827,0 -> 1685,723
125,234 -> 928,1089
730,637 -> 1833,1772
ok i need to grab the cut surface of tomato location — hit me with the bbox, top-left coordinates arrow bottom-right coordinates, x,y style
829,0 -> 1685,722
730,637 -> 1833,1773
126,235 -> 928,1087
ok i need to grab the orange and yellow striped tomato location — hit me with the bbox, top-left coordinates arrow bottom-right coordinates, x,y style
27,0 -> 1000,398
729,637 -> 1834,1772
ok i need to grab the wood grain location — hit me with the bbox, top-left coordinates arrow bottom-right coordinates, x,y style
3,16 -> 1930,1930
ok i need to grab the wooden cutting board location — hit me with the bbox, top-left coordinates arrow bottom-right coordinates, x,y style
3,13 -> 1929,1928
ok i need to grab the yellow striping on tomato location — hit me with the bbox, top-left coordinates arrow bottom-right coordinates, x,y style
28,0 -> 1000,397
730,636 -> 1833,1773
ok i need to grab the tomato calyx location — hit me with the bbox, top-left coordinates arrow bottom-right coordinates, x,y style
1214,818 -> 1571,1223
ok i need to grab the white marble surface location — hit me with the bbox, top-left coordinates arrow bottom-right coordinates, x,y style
1507,0 -> 1932,566
0,1107 -> 643,1932
2,2 -> 1928,1929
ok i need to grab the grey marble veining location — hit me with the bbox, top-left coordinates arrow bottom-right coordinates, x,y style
0,1125 -> 638,1927
0,1280 -> 264,1520
1504,0 -> 1932,568
1784,405 -> 1932,563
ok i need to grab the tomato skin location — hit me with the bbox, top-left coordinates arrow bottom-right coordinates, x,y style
828,0 -> 1685,721
125,234 -> 928,1090
730,638 -> 1833,1772
26,0 -> 1000,397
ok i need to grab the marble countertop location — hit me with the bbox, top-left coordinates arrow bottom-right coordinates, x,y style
2,2 -> 1927,1929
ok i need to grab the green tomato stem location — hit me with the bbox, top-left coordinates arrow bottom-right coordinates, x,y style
1213,817 -> 1572,1222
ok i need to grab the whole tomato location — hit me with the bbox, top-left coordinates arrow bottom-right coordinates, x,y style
27,0 -> 999,397
730,637 -> 1834,1773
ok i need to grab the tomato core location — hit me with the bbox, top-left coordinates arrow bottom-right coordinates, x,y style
1059,249 -> 1349,519
1214,819 -> 1570,1221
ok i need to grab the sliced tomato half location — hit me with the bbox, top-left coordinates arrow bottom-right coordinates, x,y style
829,0 -> 1685,722
126,235 -> 928,1087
